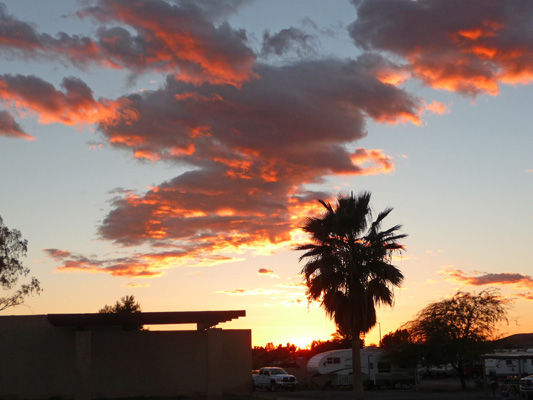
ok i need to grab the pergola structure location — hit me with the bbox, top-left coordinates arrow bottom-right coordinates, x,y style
0,310 -> 250,400
47,310 -> 246,331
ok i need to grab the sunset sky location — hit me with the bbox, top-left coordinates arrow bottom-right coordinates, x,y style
0,0 -> 532,348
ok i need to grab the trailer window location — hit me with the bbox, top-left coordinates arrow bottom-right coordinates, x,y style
378,362 -> 391,373
326,357 -> 341,364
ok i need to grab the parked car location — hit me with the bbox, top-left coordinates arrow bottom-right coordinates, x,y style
252,367 -> 297,391
521,375 -> 533,399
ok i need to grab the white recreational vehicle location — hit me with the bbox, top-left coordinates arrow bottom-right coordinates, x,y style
307,347 -> 416,389
484,349 -> 533,378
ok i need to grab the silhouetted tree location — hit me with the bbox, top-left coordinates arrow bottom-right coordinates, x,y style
0,216 -> 41,312
404,288 -> 510,389
99,295 -> 143,330
380,328 -> 417,367
252,342 -> 300,369
331,326 -> 354,348
99,294 -> 142,314
380,328 -> 410,349
297,192 -> 406,400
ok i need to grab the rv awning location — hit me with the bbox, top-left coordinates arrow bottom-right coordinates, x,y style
47,310 -> 245,330
481,352 -> 533,359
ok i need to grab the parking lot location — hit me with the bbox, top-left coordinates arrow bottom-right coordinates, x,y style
251,379 -> 500,400
252,388 -> 493,400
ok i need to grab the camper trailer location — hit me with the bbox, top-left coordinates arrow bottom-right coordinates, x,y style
307,347 -> 416,389
484,350 -> 533,378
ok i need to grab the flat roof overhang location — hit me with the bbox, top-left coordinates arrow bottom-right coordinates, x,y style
47,310 -> 245,330
482,352 -> 533,359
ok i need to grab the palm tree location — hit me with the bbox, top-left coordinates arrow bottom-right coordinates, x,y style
296,192 -> 406,400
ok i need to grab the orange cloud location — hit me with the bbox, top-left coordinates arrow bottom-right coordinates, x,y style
376,69 -> 410,86
0,75 -> 137,127
258,268 -> 280,278
216,288 -> 283,296
350,1 -> 533,96
0,1 -> 256,86
424,100 -> 449,115
516,292 -> 533,301
0,3 -> 433,279
127,282 -> 150,288
277,281 -> 307,289
88,57 -> 420,266
258,268 -> 274,275
133,149 -> 161,162
45,248 -> 178,278
0,110 -> 34,140
350,148 -> 394,175
441,269 -> 533,289
78,0 -> 257,86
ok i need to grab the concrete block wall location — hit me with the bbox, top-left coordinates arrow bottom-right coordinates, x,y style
0,315 -> 251,399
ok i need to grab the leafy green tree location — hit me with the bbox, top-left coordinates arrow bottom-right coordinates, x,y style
297,192 -> 406,400
0,216 -> 42,312
404,288 -> 510,389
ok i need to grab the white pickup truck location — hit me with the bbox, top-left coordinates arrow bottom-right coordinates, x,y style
521,375 -> 533,399
252,367 -> 297,391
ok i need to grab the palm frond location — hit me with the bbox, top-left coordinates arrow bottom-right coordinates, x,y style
297,191 -> 406,341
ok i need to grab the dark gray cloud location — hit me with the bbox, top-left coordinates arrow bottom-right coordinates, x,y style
0,0 -> 256,85
0,1 -> 433,277
349,0 -> 533,96
261,27 -> 317,58
258,268 -> 274,274
95,55 -> 420,253
0,74 -> 132,126
0,110 -> 33,140
443,270 -> 533,288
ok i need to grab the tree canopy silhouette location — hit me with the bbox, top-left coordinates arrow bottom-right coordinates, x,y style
99,295 -> 142,314
99,295 -> 143,330
379,328 -> 418,368
296,191 -> 406,399
404,288 -> 510,389
0,215 -> 42,312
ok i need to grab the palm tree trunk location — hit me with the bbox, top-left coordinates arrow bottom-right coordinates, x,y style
351,334 -> 365,400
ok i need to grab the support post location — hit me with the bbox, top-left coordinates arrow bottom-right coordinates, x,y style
75,330 -> 91,400
206,329 -> 224,399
